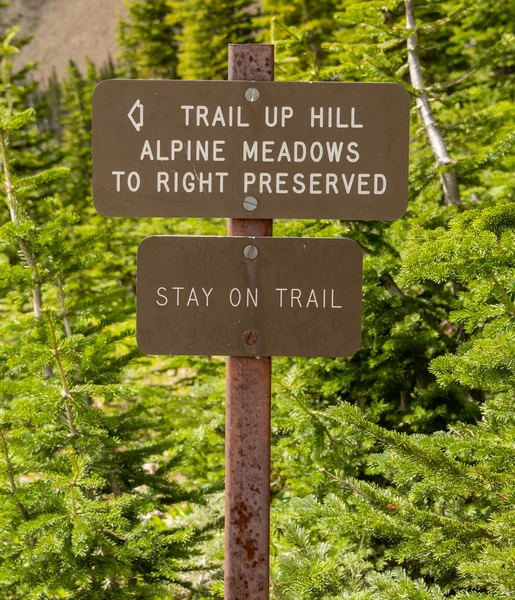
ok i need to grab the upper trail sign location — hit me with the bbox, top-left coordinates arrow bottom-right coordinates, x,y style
92,80 -> 409,220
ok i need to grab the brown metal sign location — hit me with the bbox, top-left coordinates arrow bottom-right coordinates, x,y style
137,236 -> 363,357
93,80 -> 409,220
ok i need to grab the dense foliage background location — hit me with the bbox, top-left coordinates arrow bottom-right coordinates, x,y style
0,0 -> 514,598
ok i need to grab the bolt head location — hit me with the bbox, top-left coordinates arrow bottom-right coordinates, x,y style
242,330 -> 258,346
243,245 -> 259,260
245,87 -> 260,102
243,195 -> 258,212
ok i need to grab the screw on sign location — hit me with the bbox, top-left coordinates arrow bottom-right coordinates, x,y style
242,330 -> 258,346
243,244 -> 259,259
243,195 -> 258,212
244,87 -> 260,102
91,43 -> 409,600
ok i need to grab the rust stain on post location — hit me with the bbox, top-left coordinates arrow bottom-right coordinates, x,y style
228,43 -> 274,82
225,44 -> 274,600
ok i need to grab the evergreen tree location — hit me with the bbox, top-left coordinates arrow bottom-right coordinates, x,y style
268,0 -> 515,596
41,68 -> 62,135
118,0 -> 179,79
268,0 -> 515,476
259,0 -> 343,79
168,0 -> 256,80
0,27 -> 212,599
302,203 -> 515,598
58,60 -> 94,213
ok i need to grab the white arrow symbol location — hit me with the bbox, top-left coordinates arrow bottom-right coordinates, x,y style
128,99 -> 144,132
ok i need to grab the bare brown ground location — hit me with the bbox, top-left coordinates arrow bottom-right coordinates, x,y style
2,0 -> 127,82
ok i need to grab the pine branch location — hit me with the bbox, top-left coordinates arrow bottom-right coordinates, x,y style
0,50 -> 56,378
0,132 -> 45,320
0,129 -> 54,379
438,67 -> 479,90
491,278 -> 515,317
273,375 -> 338,447
358,240 -> 406,300
0,36 -> 51,333
318,467 -> 369,499
0,429 -> 29,521
57,275 -> 72,337
383,273 -> 405,298
405,0 -> 461,206
46,312 -> 78,438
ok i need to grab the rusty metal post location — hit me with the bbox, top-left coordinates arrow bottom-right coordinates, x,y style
225,44 -> 274,600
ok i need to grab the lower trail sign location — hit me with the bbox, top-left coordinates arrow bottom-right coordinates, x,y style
137,236 -> 363,358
